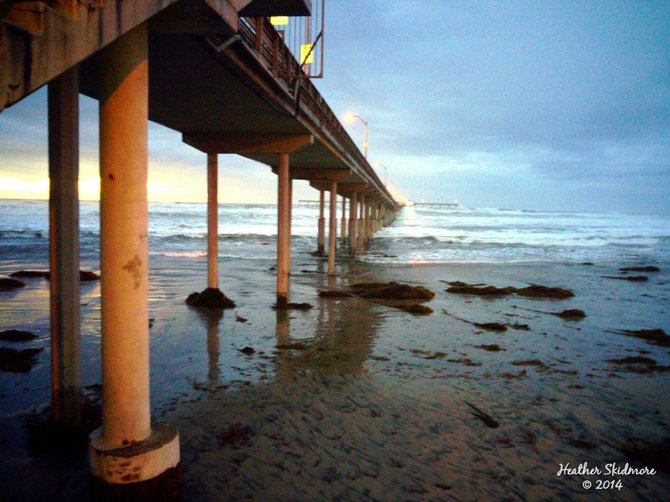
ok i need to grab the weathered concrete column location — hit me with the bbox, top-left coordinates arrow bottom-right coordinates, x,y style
364,201 -> 371,247
340,196 -> 347,244
48,66 -> 81,427
370,204 -> 376,235
368,202 -> 375,242
207,153 -> 218,289
327,181 -> 337,276
90,25 -> 180,498
349,192 -> 357,257
317,189 -> 325,255
276,153 -> 291,308
358,195 -> 366,251
287,177 -> 293,275
370,204 -> 375,239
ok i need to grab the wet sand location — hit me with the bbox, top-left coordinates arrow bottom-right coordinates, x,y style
1,244 -> 669,500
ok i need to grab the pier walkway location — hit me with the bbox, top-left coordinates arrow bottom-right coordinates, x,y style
1,1 -> 400,497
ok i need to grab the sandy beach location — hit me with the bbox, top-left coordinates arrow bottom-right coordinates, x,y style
1,238 -> 669,500
1,0 -> 668,498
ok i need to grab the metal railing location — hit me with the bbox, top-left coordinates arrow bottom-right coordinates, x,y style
237,15 -> 394,204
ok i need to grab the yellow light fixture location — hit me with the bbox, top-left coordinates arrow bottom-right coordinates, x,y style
270,16 -> 289,26
300,43 -> 314,64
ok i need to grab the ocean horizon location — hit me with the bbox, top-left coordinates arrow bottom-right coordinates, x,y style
2,197 -> 670,499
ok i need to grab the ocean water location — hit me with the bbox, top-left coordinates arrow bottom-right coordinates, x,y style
2,198 -> 670,499
0,199 -> 668,268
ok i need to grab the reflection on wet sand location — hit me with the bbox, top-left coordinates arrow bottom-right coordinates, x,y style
195,308 -> 222,386
174,291 -> 458,501
273,287 -> 381,380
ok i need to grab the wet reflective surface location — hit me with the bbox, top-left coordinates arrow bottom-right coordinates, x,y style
1,247 -> 670,499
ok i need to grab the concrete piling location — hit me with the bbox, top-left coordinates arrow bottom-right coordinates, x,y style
276,153 -> 291,308
90,25 -> 181,499
328,180 -> 337,275
207,153 -> 218,289
349,192 -> 357,257
317,189 -> 325,255
48,65 -> 81,427
358,195 -> 366,251
340,196 -> 347,244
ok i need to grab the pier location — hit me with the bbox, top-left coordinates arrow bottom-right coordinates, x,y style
412,202 -> 458,208
1,1 -> 399,497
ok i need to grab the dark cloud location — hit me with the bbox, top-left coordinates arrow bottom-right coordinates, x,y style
1,2 -> 668,212
318,1 -> 670,212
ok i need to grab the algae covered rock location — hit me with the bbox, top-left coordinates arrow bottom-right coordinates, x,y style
0,347 -> 43,373
554,309 -> 586,319
351,282 -> 435,301
445,281 -> 573,299
272,302 -> 313,310
446,284 -> 514,296
397,304 -> 433,314
0,277 -> 25,290
186,288 -> 236,309
0,329 -> 37,342
10,270 -> 49,278
514,284 -> 574,299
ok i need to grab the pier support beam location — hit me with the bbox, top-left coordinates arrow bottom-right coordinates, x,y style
373,205 -> 377,234
358,195 -> 366,251
317,189 -> 325,255
207,153 -> 218,289
370,204 -> 376,239
327,180 -> 337,276
373,204 -> 377,237
370,204 -> 376,236
184,135 -> 317,309
287,178 -> 293,275
48,65 -> 81,427
340,196 -> 347,244
349,192 -> 357,257
365,202 -> 372,247
90,25 -> 181,499
276,153 -> 291,308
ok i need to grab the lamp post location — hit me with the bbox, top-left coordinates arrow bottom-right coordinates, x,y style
374,162 -> 388,186
345,113 -> 368,159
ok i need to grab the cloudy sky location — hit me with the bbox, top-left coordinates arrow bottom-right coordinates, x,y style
1,1 -> 668,213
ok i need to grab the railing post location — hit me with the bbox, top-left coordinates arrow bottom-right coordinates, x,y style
272,35 -> 279,75
255,17 -> 263,51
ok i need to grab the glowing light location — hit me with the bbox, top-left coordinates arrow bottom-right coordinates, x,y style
0,176 -> 49,195
300,44 -> 314,64
270,16 -> 288,26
